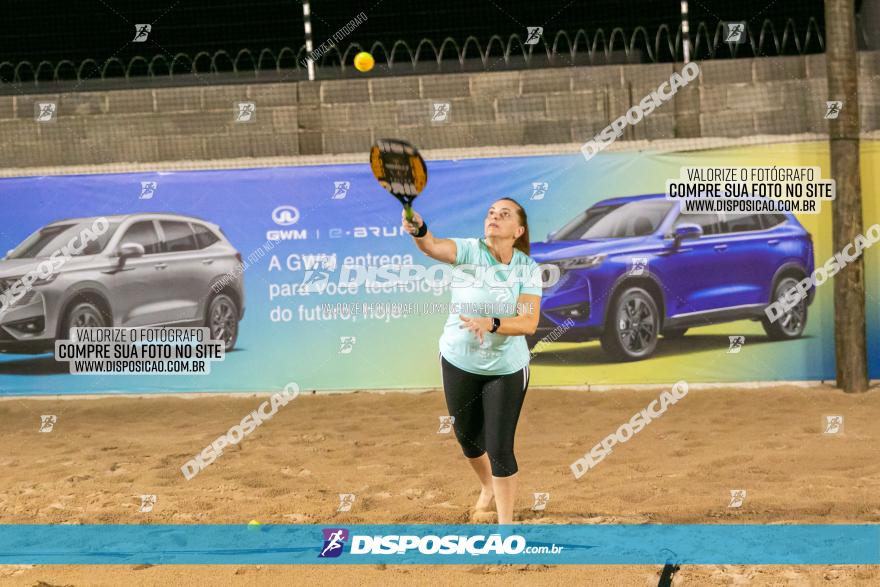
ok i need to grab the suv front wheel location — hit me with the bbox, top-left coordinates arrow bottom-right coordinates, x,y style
62,301 -> 110,340
601,287 -> 659,361
762,276 -> 807,340
207,293 -> 240,351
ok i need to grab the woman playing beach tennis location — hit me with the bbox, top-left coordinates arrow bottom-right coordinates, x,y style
402,198 -> 542,524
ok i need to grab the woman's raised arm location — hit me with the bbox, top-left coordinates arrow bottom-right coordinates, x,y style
402,209 -> 457,264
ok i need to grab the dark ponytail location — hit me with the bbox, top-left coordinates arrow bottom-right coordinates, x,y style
501,198 -> 530,256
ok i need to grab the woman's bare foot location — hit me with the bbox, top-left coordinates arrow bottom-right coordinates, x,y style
469,509 -> 497,523
474,487 -> 495,512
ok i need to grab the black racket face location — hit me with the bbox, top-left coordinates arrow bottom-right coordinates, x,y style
370,139 -> 427,206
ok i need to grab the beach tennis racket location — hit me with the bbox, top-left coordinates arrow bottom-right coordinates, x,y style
369,138 -> 427,224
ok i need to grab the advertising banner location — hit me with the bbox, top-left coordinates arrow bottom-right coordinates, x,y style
0,141 -> 877,394
1,524 -> 878,565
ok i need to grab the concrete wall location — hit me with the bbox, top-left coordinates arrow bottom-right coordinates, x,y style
1,53 -> 878,169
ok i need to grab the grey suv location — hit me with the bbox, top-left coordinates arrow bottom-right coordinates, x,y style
0,213 -> 245,354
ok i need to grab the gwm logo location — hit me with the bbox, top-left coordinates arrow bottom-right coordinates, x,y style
267,205 -> 308,241
272,206 -> 300,226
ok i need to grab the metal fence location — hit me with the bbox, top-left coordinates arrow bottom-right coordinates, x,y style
0,18 -> 829,85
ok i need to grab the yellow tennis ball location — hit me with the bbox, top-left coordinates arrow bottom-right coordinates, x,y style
354,52 -> 375,72
247,519 -> 261,530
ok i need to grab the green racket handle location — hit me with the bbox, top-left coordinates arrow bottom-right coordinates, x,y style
404,204 -> 414,223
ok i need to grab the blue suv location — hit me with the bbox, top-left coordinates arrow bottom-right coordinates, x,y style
529,194 -> 815,361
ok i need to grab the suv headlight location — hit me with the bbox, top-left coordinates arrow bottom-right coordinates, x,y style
3,273 -> 59,290
559,254 -> 606,270
0,274 -> 55,306
31,273 -> 59,287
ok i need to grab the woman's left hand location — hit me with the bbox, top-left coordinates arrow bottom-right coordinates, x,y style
459,315 -> 492,343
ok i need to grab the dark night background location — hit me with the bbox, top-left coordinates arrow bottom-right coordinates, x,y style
1,1 -> 827,65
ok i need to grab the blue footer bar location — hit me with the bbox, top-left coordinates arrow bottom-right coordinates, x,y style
0,524 -> 877,565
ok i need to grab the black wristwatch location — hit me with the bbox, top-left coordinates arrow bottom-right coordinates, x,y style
489,317 -> 501,333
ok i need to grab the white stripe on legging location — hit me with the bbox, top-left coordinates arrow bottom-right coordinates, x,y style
438,352 -> 445,392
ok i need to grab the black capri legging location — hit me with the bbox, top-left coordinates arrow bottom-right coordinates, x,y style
439,354 -> 530,477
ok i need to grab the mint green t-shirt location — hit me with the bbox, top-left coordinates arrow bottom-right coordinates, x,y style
438,238 -> 543,376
